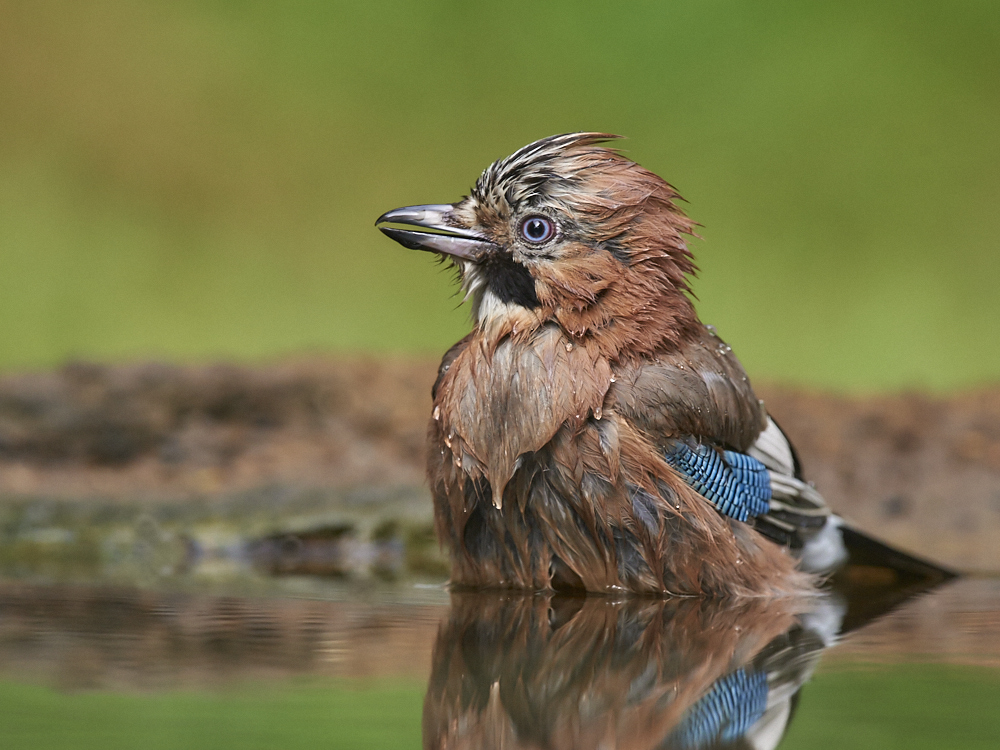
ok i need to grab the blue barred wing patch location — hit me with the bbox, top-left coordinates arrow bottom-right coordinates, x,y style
664,443 -> 771,522
665,668 -> 769,749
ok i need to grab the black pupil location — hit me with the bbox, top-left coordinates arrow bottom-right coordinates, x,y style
524,218 -> 549,241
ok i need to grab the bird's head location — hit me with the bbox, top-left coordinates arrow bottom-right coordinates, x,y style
376,133 -> 701,357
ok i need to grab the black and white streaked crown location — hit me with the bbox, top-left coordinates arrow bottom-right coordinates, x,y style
470,132 -> 623,209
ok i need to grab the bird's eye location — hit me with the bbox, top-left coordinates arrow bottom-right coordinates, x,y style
519,215 -> 555,244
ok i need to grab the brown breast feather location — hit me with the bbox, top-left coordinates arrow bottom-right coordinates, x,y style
428,324 -> 803,595
432,324 -> 612,507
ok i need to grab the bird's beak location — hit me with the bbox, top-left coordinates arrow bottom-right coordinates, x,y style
375,204 -> 495,261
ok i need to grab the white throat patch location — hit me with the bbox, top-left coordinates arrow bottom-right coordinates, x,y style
460,262 -> 532,326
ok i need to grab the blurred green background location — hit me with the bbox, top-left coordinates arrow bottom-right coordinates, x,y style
0,0 -> 997,391
4,664 -> 1000,749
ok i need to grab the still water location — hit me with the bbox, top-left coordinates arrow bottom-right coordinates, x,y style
1,573 -> 998,749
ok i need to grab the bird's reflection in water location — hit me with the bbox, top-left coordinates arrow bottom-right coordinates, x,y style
424,591 -> 845,750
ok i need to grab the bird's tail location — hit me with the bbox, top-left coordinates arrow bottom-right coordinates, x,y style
827,520 -> 957,632
836,522 -> 957,583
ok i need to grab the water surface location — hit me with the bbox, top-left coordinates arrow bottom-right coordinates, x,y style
1,573 -> 997,748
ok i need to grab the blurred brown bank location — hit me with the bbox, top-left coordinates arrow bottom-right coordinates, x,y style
0,359 -> 997,574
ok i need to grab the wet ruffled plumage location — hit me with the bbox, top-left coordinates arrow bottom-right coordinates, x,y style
378,133 -> 896,596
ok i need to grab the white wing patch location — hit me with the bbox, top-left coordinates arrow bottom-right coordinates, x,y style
748,417 -> 847,573
799,515 -> 849,573
747,417 -> 796,476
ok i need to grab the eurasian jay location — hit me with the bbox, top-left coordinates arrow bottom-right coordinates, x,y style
377,133 -> 945,597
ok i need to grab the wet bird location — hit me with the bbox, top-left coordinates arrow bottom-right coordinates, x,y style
377,133 -> 947,597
